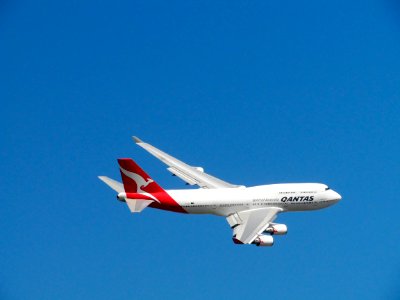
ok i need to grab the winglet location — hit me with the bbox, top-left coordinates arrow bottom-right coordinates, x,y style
132,136 -> 143,143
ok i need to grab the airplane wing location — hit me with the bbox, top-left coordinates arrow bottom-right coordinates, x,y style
226,207 -> 282,244
132,136 -> 241,189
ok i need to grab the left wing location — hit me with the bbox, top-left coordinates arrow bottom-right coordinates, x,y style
226,207 -> 282,244
132,136 -> 241,189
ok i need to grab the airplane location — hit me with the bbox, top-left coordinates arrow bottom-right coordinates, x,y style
99,136 -> 342,246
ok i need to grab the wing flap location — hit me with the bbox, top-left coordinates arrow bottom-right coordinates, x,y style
167,167 -> 197,186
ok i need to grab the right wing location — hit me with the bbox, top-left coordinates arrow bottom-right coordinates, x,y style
226,207 -> 282,244
132,136 -> 241,189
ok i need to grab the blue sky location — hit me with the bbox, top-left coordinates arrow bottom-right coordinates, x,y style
1,0 -> 400,299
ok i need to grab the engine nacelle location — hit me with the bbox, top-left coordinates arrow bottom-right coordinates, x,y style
253,235 -> 274,247
264,223 -> 288,235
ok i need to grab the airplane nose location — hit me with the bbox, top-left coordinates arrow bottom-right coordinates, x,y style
332,190 -> 342,201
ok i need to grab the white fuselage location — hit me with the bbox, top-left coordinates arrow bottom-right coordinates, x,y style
167,183 -> 341,216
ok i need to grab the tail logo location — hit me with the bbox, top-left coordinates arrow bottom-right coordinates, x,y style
116,158 -> 186,213
119,166 -> 161,203
120,166 -> 154,193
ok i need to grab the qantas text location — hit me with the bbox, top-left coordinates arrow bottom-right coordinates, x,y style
281,196 -> 314,202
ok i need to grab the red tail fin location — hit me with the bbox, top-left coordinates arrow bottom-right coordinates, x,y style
117,158 -> 165,194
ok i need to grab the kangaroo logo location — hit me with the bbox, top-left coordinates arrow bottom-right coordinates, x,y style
119,167 -> 160,203
119,166 -> 154,192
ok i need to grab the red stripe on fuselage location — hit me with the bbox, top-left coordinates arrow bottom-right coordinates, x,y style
124,191 -> 186,213
147,191 -> 187,213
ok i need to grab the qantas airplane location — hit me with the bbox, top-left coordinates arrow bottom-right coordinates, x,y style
99,136 -> 342,246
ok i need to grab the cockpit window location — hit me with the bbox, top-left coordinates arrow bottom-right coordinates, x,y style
325,187 -> 330,191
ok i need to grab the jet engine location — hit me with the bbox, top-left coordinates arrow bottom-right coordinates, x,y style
253,235 -> 274,246
264,223 -> 288,235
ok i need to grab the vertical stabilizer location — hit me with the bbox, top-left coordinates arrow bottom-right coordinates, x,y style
117,158 -> 165,194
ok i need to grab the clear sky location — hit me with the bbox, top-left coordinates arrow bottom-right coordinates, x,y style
1,0 -> 400,299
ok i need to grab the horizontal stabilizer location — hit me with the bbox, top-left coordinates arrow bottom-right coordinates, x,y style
98,176 -> 124,193
126,199 -> 154,213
